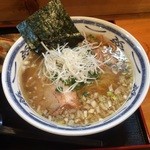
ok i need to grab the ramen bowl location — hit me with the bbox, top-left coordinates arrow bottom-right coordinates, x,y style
1,16 -> 150,136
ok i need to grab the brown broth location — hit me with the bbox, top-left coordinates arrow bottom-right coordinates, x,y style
19,34 -> 133,126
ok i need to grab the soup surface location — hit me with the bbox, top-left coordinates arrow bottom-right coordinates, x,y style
19,34 -> 133,126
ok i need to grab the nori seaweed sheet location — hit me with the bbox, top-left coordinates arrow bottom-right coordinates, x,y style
16,0 -> 84,53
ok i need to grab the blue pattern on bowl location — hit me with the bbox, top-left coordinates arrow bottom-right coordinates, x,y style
3,18 -> 149,135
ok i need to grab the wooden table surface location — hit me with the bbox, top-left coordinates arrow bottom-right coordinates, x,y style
115,18 -> 150,142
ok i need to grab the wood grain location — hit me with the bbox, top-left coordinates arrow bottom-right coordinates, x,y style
0,0 -> 150,27
62,0 -> 150,18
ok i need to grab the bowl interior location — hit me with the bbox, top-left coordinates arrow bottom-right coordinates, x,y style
2,16 -> 150,136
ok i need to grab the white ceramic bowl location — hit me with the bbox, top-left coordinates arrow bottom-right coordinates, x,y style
2,16 -> 150,136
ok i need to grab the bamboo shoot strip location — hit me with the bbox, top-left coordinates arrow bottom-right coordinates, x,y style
16,0 -> 84,54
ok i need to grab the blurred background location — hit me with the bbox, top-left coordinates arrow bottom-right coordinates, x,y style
0,0 -> 150,27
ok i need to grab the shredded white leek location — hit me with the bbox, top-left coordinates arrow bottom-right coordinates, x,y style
39,41 -> 103,93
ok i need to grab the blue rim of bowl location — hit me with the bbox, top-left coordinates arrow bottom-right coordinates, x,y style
3,17 -> 150,135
